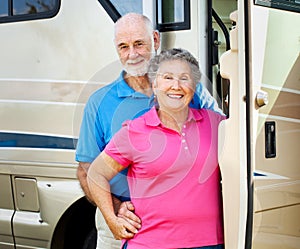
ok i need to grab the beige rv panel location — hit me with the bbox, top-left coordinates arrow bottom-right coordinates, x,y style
0,0 -> 120,248
219,6 -> 248,249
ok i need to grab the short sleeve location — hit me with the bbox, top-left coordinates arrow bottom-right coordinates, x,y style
104,122 -> 133,167
75,99 -> 105,163
105,123 -> 133,201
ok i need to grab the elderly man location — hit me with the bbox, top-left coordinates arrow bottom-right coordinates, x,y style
76,13 -> 223,249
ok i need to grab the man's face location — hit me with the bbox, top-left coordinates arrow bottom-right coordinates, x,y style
115,22 -> 155,77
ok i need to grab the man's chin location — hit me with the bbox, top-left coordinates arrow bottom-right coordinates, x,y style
124,64 -> 149,77
124,69 -> 147,77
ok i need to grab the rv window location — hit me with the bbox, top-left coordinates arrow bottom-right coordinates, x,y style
255,0 -> 300,13
13,0 -> 57,15
0,0 -> 60,23
0,1 -> 8,17
156,0 -> 190,32
98,0 -> 143,23
110,0 -> 142,16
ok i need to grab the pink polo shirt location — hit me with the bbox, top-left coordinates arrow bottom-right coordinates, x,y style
105,107 -> 224,249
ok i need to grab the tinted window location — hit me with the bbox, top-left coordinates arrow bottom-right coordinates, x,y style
255,0 -> 300,13
98,0 -> 191,31
0,0 -> 60,23
157,0 -> 185,24
0,1 -> 8,17
98,0 -> 143,22
13,0 -> 57,15
110,0 -> 142,16
156,0 -> 190,32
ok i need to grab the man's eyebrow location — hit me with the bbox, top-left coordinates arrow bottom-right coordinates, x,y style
117,42 -> 128,47
134,39 -> 148,44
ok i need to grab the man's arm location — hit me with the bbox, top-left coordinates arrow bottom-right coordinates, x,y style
87,152 -> 138,239
78,161 -> 141,230
77,162 -> 95,204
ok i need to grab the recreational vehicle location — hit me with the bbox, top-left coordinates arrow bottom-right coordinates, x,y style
0,0 -> 299,248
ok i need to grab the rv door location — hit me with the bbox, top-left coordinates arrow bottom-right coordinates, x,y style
220,0 -> 300,248
248,1 -> 300,248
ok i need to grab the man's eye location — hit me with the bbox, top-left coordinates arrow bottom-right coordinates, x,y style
135,42 -> 144,47
119,45 -> 128,50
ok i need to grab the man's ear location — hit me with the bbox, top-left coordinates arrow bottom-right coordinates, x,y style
152,79 -> 157,92
153,30 -> 160,51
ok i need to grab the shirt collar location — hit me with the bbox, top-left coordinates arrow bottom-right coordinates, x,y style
144,106 -> 204,127
116,71 -> 151,99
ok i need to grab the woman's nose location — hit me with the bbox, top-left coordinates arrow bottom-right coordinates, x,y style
171,78 -> 180,89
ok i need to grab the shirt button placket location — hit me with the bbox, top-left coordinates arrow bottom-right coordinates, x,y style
181,125 -> 188,150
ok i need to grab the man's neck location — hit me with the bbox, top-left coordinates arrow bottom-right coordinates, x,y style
125,73 -> 153,97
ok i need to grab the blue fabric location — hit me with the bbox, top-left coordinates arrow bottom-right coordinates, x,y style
76,72 -> 152,200
75,71 -> 223,200
192,83 -> 223,115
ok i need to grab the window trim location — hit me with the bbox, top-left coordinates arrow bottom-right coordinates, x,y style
255,0 -> 300,13
0,0 -> 61,24
98,0 -> 191,30
98,0 -> 121,23
156,0 -> 191,32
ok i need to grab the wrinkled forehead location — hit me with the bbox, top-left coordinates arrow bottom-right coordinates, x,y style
157,59 -> 192,74
114,21 -> 152,45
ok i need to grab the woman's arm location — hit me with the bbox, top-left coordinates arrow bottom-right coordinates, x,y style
87,151 -> 138,240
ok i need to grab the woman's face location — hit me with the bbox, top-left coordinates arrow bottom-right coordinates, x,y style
153,59 -> 196,113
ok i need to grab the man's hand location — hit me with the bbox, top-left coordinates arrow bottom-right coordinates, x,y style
107,216 -> 138,240
117,201 -> 141,231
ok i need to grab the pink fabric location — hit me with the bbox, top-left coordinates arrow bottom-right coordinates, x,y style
105,107 -> 224,249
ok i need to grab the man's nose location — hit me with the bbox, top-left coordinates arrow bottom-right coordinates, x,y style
128,46 -> 138,59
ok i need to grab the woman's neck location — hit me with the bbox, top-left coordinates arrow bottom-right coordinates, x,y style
158,108 -> 189,133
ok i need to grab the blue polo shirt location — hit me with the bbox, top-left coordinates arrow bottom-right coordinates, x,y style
75,71 -> 223,201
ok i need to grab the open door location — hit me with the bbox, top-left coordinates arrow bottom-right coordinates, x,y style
220,1 -> 300,248
248,1 -> 300,248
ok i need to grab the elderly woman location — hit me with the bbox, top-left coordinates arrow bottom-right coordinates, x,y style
88,48 -> 224,249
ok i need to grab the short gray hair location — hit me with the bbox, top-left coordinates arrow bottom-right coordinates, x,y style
114,13 -> 154,38
148,48 -> 201,83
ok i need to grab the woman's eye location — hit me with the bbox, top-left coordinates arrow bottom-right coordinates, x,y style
164,76 -> 173,80
180,75 -> 192,82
